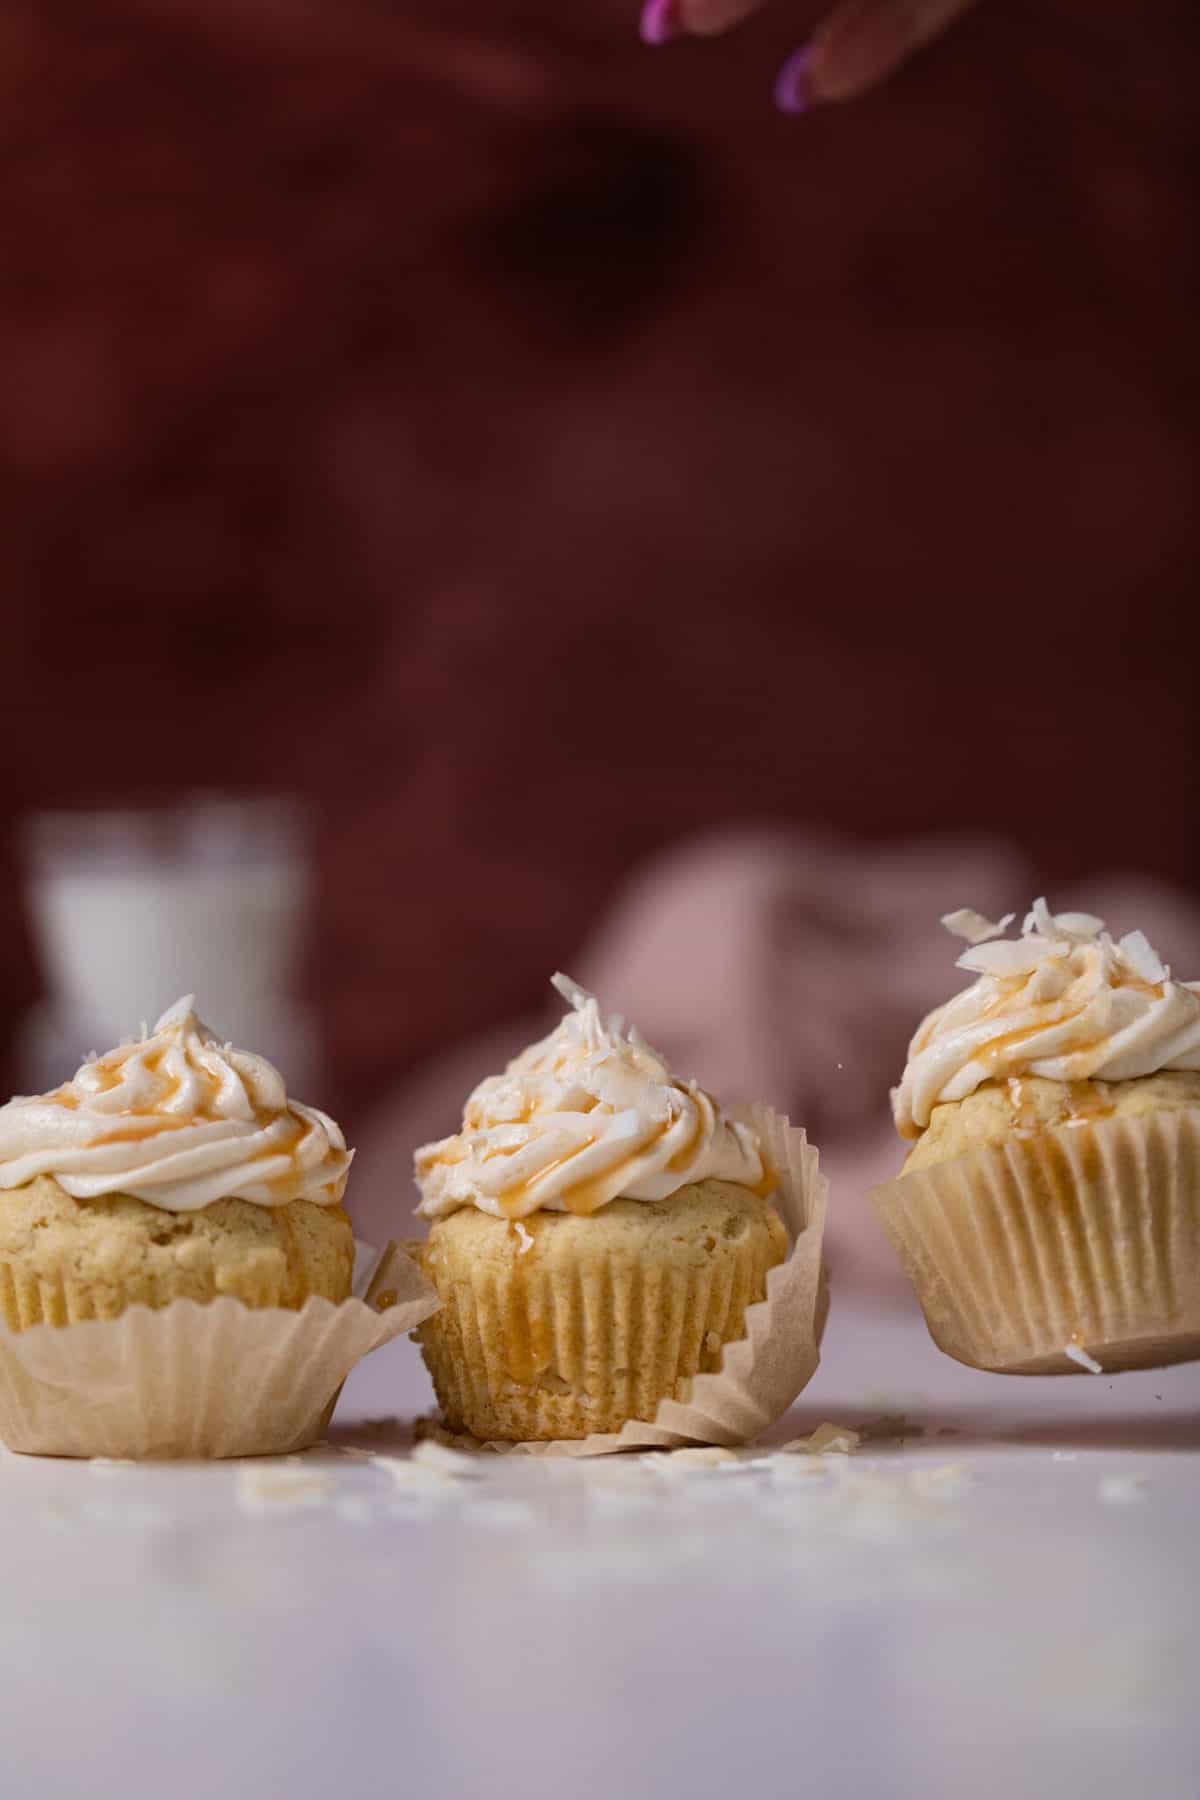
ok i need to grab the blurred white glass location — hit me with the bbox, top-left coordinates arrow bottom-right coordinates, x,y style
18,795 -> 320,1094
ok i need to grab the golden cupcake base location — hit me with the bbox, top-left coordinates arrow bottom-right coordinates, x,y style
0,1179 -> 354,1331
415,1182 -> 788,1441
871,1110 -> 1200,1374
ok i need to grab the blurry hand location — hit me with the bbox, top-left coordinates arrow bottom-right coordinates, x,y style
640,0 -> 980,112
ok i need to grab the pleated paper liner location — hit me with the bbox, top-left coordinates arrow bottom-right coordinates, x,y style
0,1240 -> 439,1459
869,1108 -> 1200,1374
423,1106 -> 828,1457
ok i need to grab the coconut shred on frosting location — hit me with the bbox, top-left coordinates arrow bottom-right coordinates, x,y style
415,975 -> 768,1221
0,997 -> 351,1211
892,900 -> 1200,1138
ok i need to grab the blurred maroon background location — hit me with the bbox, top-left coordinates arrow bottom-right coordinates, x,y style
3,0 -> 1198,1128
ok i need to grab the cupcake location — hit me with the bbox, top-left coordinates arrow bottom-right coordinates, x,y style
0,998 -> 435,1457
0,995 -> 354,1326
413,975 -> 825,1445
871,901 -> 1200,1374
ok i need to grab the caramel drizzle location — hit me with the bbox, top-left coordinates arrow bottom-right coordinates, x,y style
486,1082 -> 764,1219
41,1039 -> 329,1198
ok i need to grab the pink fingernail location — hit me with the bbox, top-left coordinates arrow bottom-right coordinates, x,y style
640,0 -> 680,45
774,45 -> 814,115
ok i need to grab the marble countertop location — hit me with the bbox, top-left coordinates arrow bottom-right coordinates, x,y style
1,1287 -> 1196,1800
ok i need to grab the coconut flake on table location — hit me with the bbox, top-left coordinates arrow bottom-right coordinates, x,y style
766,1456 -> 829,1485
373,1456 -> 462,1494
777,1421 -> 862,1456
649,1446 -> 742,1474
236,1466 -> 333,1514
410,1439 -> 487,1478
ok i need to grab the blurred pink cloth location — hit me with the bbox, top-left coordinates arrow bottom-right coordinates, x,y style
353,832 -> 1200,1294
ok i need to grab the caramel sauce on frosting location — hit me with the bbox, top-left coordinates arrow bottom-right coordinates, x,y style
893,900 -> 1200,1136
0,997 -> 351,1212
415,975 -> 767,1222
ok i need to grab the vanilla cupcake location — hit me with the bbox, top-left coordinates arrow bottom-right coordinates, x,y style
871,902 -> 1200,1374
0,996 -> 354,1327
0,1001 -> 436,1458
414,977 -> 823,1445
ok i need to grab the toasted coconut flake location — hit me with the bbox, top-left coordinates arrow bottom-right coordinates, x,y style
411,1439 -> 486,1477
549,971 -> 590,1010
779,1421 -> 862,1456
941,908 -> 1015,945
1053,911 -> 1106,937
1026,961 -> 1072,1003
1023,897 -> 1057,937
656,1446 -> 741,1470
236,1466 -> 333,1513
1117,930 -> 1167,985
958,936 -> 1067,978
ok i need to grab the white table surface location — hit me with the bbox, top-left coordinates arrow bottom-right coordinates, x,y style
1,1285 -> 1196,1800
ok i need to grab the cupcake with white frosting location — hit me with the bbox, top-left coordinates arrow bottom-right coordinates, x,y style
414,976 -> 822,1444
872,902 -> 1200,1373
0,996 -> 354,1326
0,1001 -> 436,1458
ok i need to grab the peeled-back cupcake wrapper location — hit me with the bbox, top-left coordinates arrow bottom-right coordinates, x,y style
498,1106 -> 827,1457
0,1241 -> 439,1460
869,1109 -> 1200,1375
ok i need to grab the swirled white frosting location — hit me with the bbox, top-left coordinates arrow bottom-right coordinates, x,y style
893,899 -> 1200,1136
415,975 -> 767,1220
0,997 -> 351,1211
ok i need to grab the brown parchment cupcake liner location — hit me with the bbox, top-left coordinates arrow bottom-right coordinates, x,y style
423,1107 -> 828,1457
0,1241 -> 439,1459
870,1109 -> 1200,1374
419,1210 -> 783,1443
